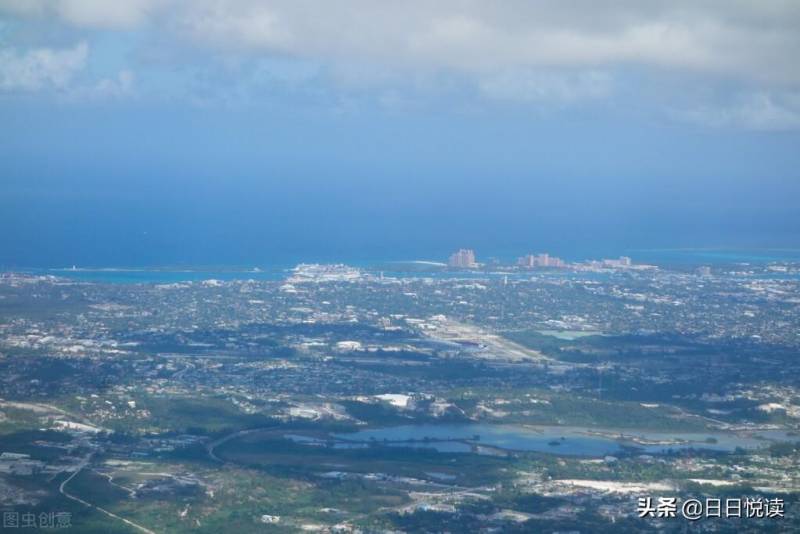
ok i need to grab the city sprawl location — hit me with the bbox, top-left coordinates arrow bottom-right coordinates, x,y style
0,256 -> 799,532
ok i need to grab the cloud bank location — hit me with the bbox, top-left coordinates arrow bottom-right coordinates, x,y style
0,41 -> 87,91
1,1 -> 799,128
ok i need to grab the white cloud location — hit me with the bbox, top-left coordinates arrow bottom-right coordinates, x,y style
67,69 -> 135,100
677,92 -> 800,131
0,41 -> 88,92
479,69 -> 613,103
166,2 -> 800,87
57,0 -> 160,29
175,2 -> 293,51
2,1 -> 798,86
0,0 -> 165,29
2,1 -> 800,125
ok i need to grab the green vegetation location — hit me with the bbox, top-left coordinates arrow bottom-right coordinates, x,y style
216,431 -> 512,487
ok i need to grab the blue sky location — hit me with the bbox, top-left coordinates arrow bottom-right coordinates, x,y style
1,1 -> 799,266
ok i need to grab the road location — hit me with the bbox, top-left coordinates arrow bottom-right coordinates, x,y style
59,455 -> 157,534
206,425 -> 276,462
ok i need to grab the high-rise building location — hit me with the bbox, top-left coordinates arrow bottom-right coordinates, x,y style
536,253 -> 549,266
517,254 -> 535,268
602,256 -> 633,268
518,252 -> 566,268
448,249 -> 477,268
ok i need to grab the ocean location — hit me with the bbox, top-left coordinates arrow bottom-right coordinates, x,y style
9,248 -> 799,284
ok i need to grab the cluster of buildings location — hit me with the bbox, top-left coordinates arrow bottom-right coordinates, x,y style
448,249 -> 637,271
517,253 -> 566,269
697,266 -> 712,276
0,452 -> 45,476
581,256 -> 632,269
448,249 -> 477,269
288,264 -> 363,283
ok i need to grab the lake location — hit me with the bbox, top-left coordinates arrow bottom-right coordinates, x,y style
333,424 -> 777,457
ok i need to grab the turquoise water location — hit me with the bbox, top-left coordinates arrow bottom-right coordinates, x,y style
25,267 -> 286,284
12,248 -> 799,284
627,248 -> 800,265
19,266 -> 588,284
